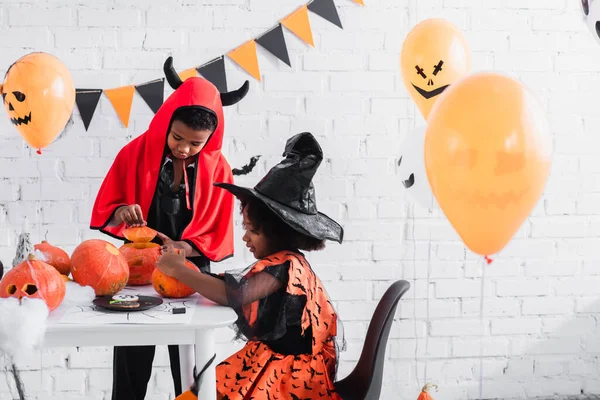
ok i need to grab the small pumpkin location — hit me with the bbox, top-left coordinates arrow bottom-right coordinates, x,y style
123,226 -> 158,243
152,260 -> 197,298
417,383 -> 438,400
71,239 -> 129,296
34,240 -> 71,276
119,242 -> 161,285
0,254 -> 66,311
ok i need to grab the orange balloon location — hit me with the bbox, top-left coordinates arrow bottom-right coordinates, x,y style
400,18 -> 471,120
1,52 -> 75,152
424,73 -> 552,256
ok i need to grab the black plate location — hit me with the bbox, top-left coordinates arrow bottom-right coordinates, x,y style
93,295 -> 163,312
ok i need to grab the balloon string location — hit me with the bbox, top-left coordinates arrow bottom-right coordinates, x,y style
478,256 -> 487,400
410,202 -> 420,390
424,235 -> 432,384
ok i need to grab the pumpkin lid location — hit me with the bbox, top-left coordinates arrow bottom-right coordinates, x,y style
123,226 -> 158,243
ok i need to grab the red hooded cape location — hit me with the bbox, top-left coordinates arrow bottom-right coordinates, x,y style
90,77 -> 234,262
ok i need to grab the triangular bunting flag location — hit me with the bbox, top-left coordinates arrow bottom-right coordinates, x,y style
281,5 -> 314,47
135,79 -> 164,114
352,0 -> 364,5
179,68 -> 197,82
227,40 -> 262,82
75,89 -> 102,131
197,57 -> 228,93
104,86 -> 135,128
256,24 -> 291,67
308,0 -> 343,29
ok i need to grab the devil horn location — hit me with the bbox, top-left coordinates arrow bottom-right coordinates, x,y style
163,56 -> 183,90
220,80 -> 250,107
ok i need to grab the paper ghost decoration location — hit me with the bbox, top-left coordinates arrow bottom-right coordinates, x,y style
581,0 -> 600,45
397,125 -> 437,210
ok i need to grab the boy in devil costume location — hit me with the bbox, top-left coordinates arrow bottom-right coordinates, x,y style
90,56 -> 249,400
156,132 -> 346,400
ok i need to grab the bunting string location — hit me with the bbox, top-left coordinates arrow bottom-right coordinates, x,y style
74,0 -> 361,131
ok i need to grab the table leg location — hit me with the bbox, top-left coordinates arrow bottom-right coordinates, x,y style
179,344 -> 195,392
194,329 -> 217,400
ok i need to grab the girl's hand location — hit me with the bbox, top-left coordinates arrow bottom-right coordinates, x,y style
156,245 -> 187,278
156,232 -> 191,257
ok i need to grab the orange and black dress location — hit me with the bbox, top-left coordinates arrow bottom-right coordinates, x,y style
216,250 -> 344,400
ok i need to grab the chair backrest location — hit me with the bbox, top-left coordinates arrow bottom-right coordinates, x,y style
335,280 -> 410,400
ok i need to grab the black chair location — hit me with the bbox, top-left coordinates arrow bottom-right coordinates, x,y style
334,280 -> 411,400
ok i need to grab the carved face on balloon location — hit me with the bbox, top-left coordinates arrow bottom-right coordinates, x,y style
1,52 -> 75,151
400,18 -> 471,120
581,0 -> 600,44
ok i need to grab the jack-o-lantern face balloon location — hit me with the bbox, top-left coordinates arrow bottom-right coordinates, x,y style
400,18 -> 471,120
424,73 -> 552,256
1,52 -> 75,153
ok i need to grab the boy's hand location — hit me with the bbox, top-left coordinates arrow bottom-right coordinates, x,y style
156,245 -> 187,278
116,204 -> 146,227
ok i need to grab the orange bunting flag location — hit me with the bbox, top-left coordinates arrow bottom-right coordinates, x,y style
353,0 -> 364,5
178,68 -> 197,82
104,85 -> 135,128
227,40 -> 262,81
281,5 -> 314,47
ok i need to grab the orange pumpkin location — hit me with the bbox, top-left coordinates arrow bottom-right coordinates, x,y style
0,254 -> 66,311
152,260 -> 197,298
71,239 -> 129,296
119,242 -> 161,285
34,240 -> 71,276
123,226 -> 158,243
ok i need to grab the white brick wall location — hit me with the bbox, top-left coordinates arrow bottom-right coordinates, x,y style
0,0 -> 596,399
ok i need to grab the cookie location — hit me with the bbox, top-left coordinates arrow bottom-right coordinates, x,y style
110,294 -> 140,308
112,294 -> 139,302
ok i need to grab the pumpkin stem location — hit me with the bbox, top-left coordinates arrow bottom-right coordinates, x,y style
422,383 -> 439,393
27,253 -> 36,261
41,240 -> 48,244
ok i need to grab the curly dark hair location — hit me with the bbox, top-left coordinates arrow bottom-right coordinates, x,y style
172,106 -> 218,133
240,196 -> 325,252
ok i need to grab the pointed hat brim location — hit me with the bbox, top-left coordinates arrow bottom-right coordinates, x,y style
214,183 -> 343,243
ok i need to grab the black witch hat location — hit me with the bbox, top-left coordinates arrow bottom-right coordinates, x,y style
214,132 -> 343,243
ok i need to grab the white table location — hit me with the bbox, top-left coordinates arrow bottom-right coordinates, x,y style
43,286 -> 237,399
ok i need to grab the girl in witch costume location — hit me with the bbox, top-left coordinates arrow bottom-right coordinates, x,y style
90,56 -> 250,400
156,132 -> 346,400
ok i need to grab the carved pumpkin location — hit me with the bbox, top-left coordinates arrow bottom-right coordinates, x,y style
0,254 -> 66,311
1,52 -> 75,152
119,226 -> 160,285
119,242 -> 160,285
34,240 -> 71,276
123,226 -> 158,243
71,239 -> 129,296
152,260 -> 197,298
